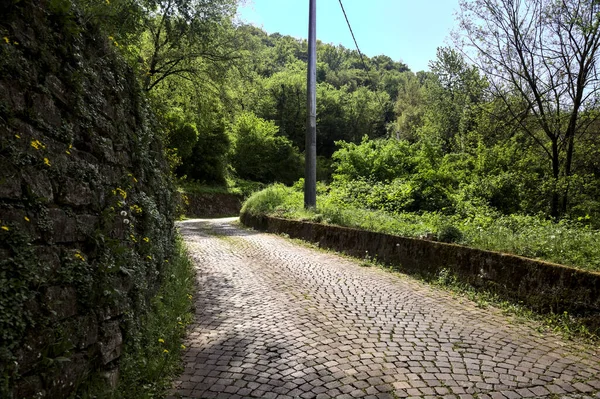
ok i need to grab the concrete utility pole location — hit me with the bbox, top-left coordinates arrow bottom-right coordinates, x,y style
305,0 -> 317,209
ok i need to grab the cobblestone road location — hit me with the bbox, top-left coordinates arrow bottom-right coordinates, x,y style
175,218 -> 600,399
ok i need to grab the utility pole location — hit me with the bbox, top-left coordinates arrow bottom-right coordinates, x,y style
305,0 -> 317,209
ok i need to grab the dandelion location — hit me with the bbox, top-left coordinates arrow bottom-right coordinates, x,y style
123,219 -> 130,225
24,216 -> 30,222
130,234 -> 137,243
143,237 -> 149,243
43,158 -> 51,166
181,345 -> 186,349
74,252 -> 85,261
15,134 -> 20,139
120,210 -> 128,217
3,37 -> 9,44
1,226 -> 9,231
13,41 -> 18,45
106,0 -> 110,4
65,150 -> 71,155
164,259 -> 169,263
187,294 -> 193,300
163,349 -> 169,354
147,255 -> 152,260
158,338 -> 165,343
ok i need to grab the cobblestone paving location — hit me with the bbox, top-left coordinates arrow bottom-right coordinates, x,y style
175,218 -> 600,399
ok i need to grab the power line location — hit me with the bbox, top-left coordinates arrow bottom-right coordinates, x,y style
337,0 -> 388,117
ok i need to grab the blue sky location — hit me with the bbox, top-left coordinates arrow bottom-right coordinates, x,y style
236,0 -> 461,72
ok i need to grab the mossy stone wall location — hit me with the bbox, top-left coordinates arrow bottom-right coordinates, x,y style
0,2 -> 176,397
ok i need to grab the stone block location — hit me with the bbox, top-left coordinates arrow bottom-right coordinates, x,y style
49,208 -> 80,243
76,214 -> 98,238
34,245 -> 61,275
23,167 -> 54,202
31,93 -> 62,128
75,314 -> 99,350
0,165 -> 22,199
100,367 -> 120,390
43,286 -> 77,321
59,178 -> 93,207
98,320 -> 123,365
0,208 -> 40,240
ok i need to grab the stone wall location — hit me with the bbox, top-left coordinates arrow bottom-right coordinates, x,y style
241,213 -> 600,333
0,2 -> 176,397
179,192 -> 242,218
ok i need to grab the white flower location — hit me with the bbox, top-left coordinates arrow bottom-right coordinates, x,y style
123,219 -> 130,225
120,210 -> 128,217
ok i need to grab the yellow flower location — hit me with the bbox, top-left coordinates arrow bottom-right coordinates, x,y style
13,41 -> 18,45
24,216 -> 30,222
108,36 -> 114,41
65,149 -> 71,155
74,252 -> 85,261
130,234 -> 137,243
15,134 -> 20,139
147,255 -> 152,260
44,158 -> 51,166
30,140 -> 45,150
1,226 -> 9,231
3,37 -> 9,44
164,259 -> 169,263
116,188 -> 127,199
158,338 -> 165,343
106,0 -> 110,4
131,204 -> 142,214
180,345 -> 186,349
187,294 -> 193,300
133,177 -> 138,183
143,237 -> 149,243
163,349 -> 169,354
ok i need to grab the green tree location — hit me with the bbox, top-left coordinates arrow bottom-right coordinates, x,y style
230,112 -> 303,184
458,0 -> 600,217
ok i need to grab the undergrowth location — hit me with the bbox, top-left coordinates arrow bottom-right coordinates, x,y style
242,184 -> 600,272
78,235 -> 195,399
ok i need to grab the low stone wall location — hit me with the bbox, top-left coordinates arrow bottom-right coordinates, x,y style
241,213 -> 600,331
179,192 -> 242,218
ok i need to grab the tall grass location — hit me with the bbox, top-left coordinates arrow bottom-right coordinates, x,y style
242,184 -> 600,272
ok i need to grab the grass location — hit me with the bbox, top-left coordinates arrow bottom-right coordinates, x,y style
116,235 -> 195,398
242,184 -> 600,273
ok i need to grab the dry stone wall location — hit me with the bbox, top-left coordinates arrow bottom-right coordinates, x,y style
0,2 -> 176,397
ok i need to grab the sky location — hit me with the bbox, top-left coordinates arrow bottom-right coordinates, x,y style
236,0 -> 462,72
